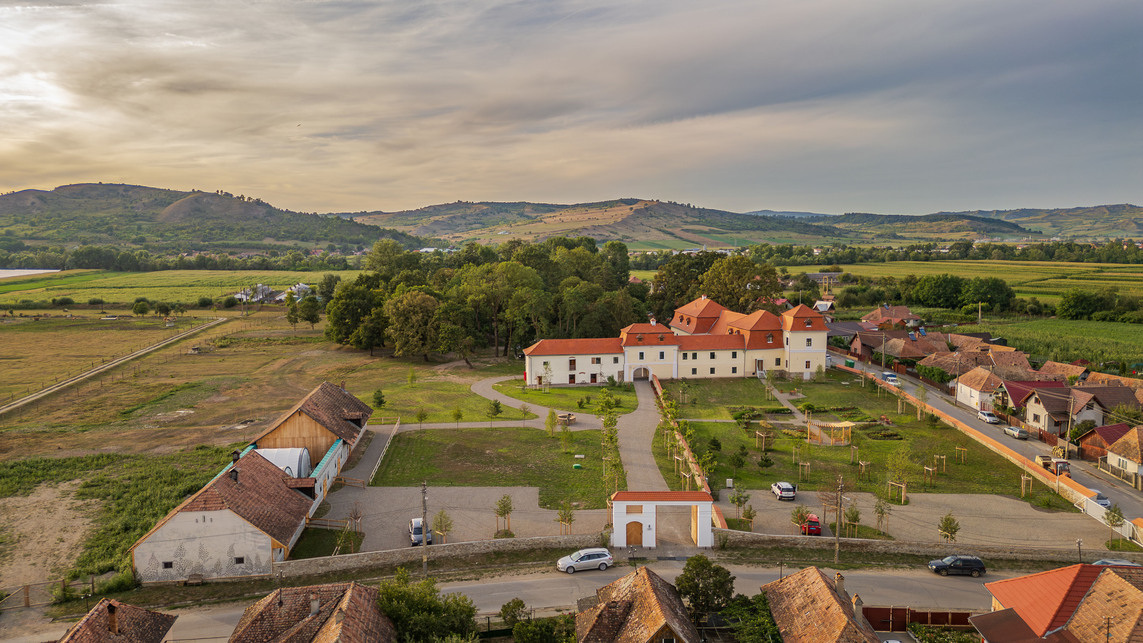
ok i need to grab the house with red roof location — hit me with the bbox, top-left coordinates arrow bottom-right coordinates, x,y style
1106,426 -> 1143,490
861,304 -> 922,329
523,297 -> 828,386
762,567 -> 879,643
576,566 -> 700,643
58,599 -> 177,642
1075,423 -> 1132,462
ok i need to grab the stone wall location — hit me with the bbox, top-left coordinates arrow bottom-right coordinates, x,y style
714,528 -> 1143,565
273,533 -> 602,578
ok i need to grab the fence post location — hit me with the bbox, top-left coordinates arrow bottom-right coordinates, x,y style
23,585 -> 29,607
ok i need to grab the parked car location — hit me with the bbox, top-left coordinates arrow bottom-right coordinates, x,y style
409,518 -> 432,546
771,481 -> 796,501
1093,559 -> 1142,567
928,555 -> 986,577
977,410 -> 1000,424
882,372 -> 899,386
800,513 -> 821,536
1090,490 -> 1111,508
557,547 -> 613,574
1003,425 -> 1028,439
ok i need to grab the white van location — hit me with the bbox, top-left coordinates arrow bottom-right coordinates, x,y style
882,371 -> 899,386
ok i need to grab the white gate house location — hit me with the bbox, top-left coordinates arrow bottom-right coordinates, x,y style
610,491 -> 714,548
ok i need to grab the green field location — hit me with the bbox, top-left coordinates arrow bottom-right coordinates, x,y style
968,319 -> 1143,365
0,269 -> 364,305
371,427 -> 619,508
492,381 -> 639,416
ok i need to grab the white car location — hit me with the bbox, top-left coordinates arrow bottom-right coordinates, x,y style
882,372 -> 899,386
557,547 -> 613,574
771,481 -> 796,501
977,410 -> 1000,424
1090,490 -> 1111,508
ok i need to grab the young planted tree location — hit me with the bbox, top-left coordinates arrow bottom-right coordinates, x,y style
844,503 -> 862,538
407,367 -> 417,386
938,511 -> 960,543
729,489 -> 750,520
791,505 -> 810,533
519,403 -> 531,427
1105,504 -> 1125,547
742,504 -> 757,531
495,494 -> 514,536
545,408 -> 558,437
487,399 -> 503,426
728,451 -> 746,478
557,501 -> 576,535
372,389 -> 386,409
914,384 -> 929,420
432,509 -> 453,544
560,422 -> 571,453
874,497 -> 891,534
451,407 -> 463,428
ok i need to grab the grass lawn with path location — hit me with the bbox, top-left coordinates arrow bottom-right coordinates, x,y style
371,427 -> 621,509
661,378 -> 785,420
492,381 -> 639,415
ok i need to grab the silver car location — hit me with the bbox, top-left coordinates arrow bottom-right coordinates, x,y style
409,518 -> 432,546
557,547 -> 613,574
1003,425 -> 1028,439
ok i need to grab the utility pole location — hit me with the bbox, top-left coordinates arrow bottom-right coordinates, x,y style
421,480 -> 428,577
834,475 -> 843,564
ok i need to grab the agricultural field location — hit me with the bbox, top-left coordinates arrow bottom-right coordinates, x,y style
0,269 -> 363,306
372,427 -> 618,509
789,261 -> 1143,302
657,373 -> 1074,511
967,319 -> 1143,366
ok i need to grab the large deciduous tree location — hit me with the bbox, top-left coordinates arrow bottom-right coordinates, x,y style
698,256 -> 781,312
674,554 -> 735,622
384,290 -> 440,360
647,251 -> 722,321
376,567 -> 477,641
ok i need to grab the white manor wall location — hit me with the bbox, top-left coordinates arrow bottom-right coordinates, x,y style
526,353 -> 624,386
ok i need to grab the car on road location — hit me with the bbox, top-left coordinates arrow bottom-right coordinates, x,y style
800,513 -> 821,536
409,518 -> 432,546
1090,490 -> 1111,508
771,481 -> 796,501
1093,559 -> 1142,567
977,410 -> 1000,424
928,555 -> 986,577
882,371 -> 899,386
1002,425 -> 1028,439
557,547 -> 613,574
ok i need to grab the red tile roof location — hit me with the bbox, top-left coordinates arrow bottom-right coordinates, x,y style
986,564 -> 1106,635
1062,568 -> 1143,641
1002,380 -> 1068,408
861,305 -> 920,325
59,599 -> 176,643
727,309 -> 783,331
612,491 -> 713,503
1085,372 -> 1143,390
762,567 -> 879,642
671,297 -> 728,335
1108,427 -> 1143,464
577,567 -> 700,643
620,325 -> 679,347
254,382 -> 373,445
230,582 -> 395,642
745,331 -> 783,350
782,304 -> 828,332
1039,361 -> 1088,379
676,334 -> 746,351
958,367 -> 1004,393
523,337 -> 624,356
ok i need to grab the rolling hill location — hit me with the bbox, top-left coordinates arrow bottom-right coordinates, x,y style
951,204 -> 1143,239
823,212 -> 1032,238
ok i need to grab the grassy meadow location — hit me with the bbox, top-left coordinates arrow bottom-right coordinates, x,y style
492,380 -> 639,416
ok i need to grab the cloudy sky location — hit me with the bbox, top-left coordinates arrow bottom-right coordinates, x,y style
1,0 -> 1138,215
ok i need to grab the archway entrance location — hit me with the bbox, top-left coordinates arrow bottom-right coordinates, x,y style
609,491 -> 714,548
632,367 -> 650,380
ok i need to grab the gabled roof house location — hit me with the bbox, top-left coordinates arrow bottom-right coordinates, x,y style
762,567 -> 879,643
229,581 -> 396,642
58,599 -> 177,643
576,566 -> 700,643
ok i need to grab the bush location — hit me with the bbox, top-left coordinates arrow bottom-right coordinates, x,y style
51,583 -> 78,605
196,296 -> 213,308
758,455 -> 774,468
96,570 -> 137,594
222,296 -> 239,308
52,297 -> 75,307
87,298 -> 104,306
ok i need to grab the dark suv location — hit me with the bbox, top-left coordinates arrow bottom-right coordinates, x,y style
928,555 -> 986,577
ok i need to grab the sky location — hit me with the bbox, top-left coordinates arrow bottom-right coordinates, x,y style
1,0 -> 1139,215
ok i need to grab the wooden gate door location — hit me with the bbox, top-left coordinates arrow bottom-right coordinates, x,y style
626,521 -> 643,547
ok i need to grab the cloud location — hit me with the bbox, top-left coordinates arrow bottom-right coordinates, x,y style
0,0 -> 1138,214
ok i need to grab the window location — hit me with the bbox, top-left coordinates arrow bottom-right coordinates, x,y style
805,361 -> 811,369
638,351 -> 644,360
659,351 -> 664,360
710,367 -> 716,374
731,367 -> 737,374
1033,413 -> 1041,423
542,361 -> 549,367
774,358 -> 781,366
805,319 -> 812,327
731,351 -> 737,359
691,352 -> 697,360
569,358 -> 576,369
682,353 -> 688,360
766,333 -> 773,343
691,368 -> 697,375
613,356 -> 619,364
162,561 -> 173,569
806,338 -> 812,347
235,556 -> 245,565
591,357 -> 601,365
709,352 -> 715,359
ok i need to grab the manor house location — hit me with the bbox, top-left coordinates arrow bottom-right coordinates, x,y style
523,295 -> 828,385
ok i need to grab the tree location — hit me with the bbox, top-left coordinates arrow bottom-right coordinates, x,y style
298,296 -> 321,328
914,384 -> 928,420
372,389 -> 386,409
451,407 -> 463,428
674,554 -> 735,622
697,256 -> 781,313
499,598 -> 528,628
844,503 -> 861,538
874,497 -> 891,534
432,509 -> 453,543
728,451 -> 746,478
886,446 -> 913,485
742,504 -> 757,531
495,494 -> 514,535
385,290 -> 440,360
519,403 -> 531,427
912,274 -> 966,309
317,273 -> 342,307
557,501 -> 575,534
513,615 -> 576,643
938,511 -> 960,542
376,567 -> 477,642
1105,504 -> 1125,546
350,307 -> 386,355
324,274 -> 383,345
487,399 -> 503,425
545,409 -> 558,437
723,592 -> 782,643
415,407 -> 428,428
407,367 -> 417,386
285,293 -> 300,329
729,489 -> 750,519
132,301 -> 150,316
791,504 -> 810,532
154,301 -> 171,316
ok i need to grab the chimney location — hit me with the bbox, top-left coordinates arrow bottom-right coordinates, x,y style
229,469 -> 238,483
107,601 -> 119,635
834,572 -> 845,597
231,450 -> 241,464
310,593 -> 320,616
339,380 -> 346,390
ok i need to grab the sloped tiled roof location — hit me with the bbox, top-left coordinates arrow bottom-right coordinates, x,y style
676,334 -> 745,351
1003,380 -> 1068,409
762,567 -> 879,643
861,305 -> 920,324
671,297 -> 729,334
612,491 -> 713,503
707,310 -> 747,335
918,351 -> 992,376
59,599 -> 177,643
985,564 -> 1106,636
968,608 -> 1039,642
1089,423 -> 1132,446
1086,372 -> 1143,390
576,566 -> 699,643
230,582 -> 395,643
255,382 -> 374,445
1063,568 -> 1143,641
182,451 -> 312,546
782,304 -> 827,332
1076,385 -> 1143,412
1039,361 -> 1088,379
957,367 -> 1004,393
620,324 -> 680,347
1108,427 -> 1143,464
852,330 -> 912,351
523,337 -> 624,356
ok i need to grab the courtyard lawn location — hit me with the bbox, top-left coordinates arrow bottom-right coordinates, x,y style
290,528 -> 364,559
492,381 -> 639,416
370,379 -> 534,424
370,427 -> 618,509
661,378 -> 781,420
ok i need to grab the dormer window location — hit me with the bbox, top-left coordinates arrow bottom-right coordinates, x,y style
637,335 -> 644,342
658,334 -> 664,341
766,333 -> 773,343
804,319 -> 812,327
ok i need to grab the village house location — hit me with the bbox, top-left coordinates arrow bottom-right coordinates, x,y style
229,581 -> 396,642
1024,385 -> 1142,436
1105,426 -> 1143,490
58,598 -> 177,642
1075,422 -> 1132,461
860,304 -> 922,329
762,567 -> 879,643
523,296 -> 828,385
954,367 -> 1004,412
576,566 -> 700,643
993,380 -> 1068,414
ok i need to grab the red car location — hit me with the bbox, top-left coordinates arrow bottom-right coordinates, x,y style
801,513 -> 821,536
